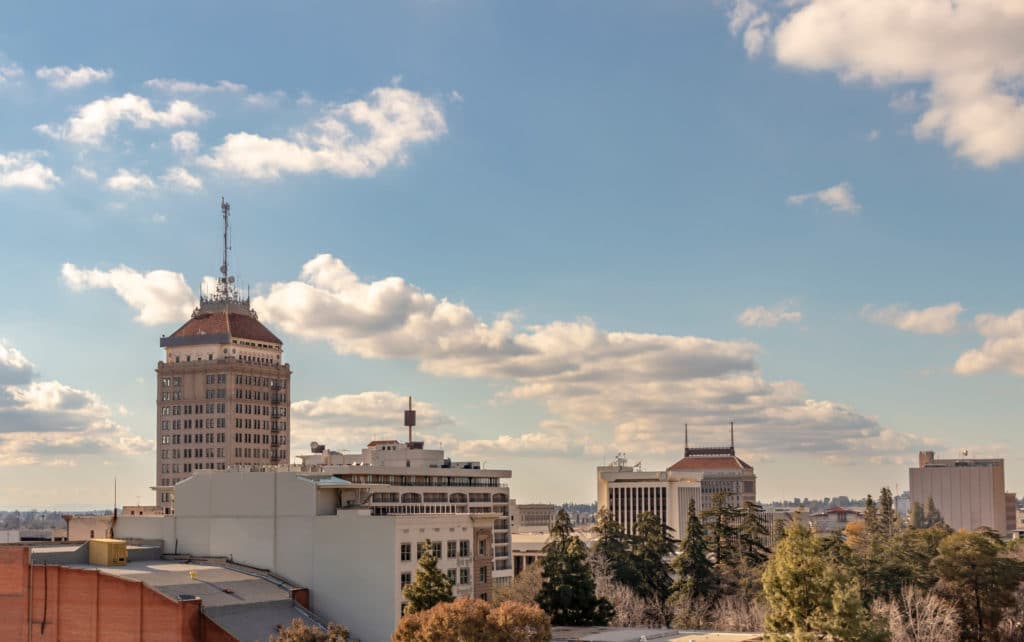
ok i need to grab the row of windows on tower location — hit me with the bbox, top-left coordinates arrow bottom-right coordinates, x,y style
160,432 -> 282,446
168,353 -> 280,365
160,403 -> 288,417
161,419 -> 289,431
159,445 -> 283,461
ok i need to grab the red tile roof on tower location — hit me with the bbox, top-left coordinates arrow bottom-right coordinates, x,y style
168,310 -> 282,344
667,455 -> 753,471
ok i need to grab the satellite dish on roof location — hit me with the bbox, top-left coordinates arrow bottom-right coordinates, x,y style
310,441 -> 325,453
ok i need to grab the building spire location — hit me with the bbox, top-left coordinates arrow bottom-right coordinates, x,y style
219,197 -> 232,299
730,421 -> 735,453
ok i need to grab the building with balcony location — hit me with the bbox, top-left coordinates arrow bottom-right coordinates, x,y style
297,435 -> 514,586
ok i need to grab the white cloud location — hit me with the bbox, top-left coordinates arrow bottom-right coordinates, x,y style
152,213 -> 167,224
889,90 -> 921,113
244,90 -> 286,108
36,93 -> 208,145
738,303 -> 802,328
74,166 -> 98,181
170,130 -> 200,155
0,342 -> 150,464
787,181 -> 860,213
0,341 -> 35,385
449,90 -> 464,104
0,63 -> 23,85
729,0 -> 771,57
105,168 -> 156,192
861,302 -> 963,335
35,65 -> 112,89
867,129 -> 880,142
0,152 -> 60,190
198,86 -> 447,179
161,166 -> 202,191
144,78 -> 246,94
61,263 -> 197,325
956,310 -> 1024,376
291,391 -> 454,452
731,0 -> 1024,167
249,254 -> 923,462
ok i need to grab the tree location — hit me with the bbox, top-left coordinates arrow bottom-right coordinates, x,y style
738,501 -> 770,567
870,585 -> 959,642
631,511 -> 677,606
393,598 -> 550,642
403,539 -> 454,614
701,491 -> 740,567
671,499 -> 717,601
924,497 -> 943,528
909,502 -> 925,529
270,618 -> 349,642
863,494 -> 878,535
592,508 -> 637,586
762,520 -> 885,641
536,509 -> 613,625
932,529 -> 1024,641
493,561 -> 542,605
878,487 -> 897,538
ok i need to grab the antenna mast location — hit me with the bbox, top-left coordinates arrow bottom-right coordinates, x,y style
404,396 -> 416,443
219,197 -> 231,299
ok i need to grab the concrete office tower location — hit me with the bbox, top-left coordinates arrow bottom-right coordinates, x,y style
910,450 -> 1016,535
597,423 -> 756,540
154,199 -> 291,511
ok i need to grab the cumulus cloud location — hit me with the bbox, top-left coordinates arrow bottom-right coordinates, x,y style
144,78 -> 246,94
244,90 -> 286,108
61,263 -> 197,325
861,302 -> 963,335
729,0 -> 771,57
74,166 -> 98,181
955,310 -> 1024,376
35,65 -> 112,89
738,303 -> 802,328
0,341 -> 35,385
0,63 -> 23,85
0,342 -> 150,464
0,152 -> 60,190
197,86 -> 447,179
170,130 -> 200,155
787,181 -> 860,213
36,93 -> 208,145
161,166 -> 202,191
105,168 -> 156,192
250,253 -> 923,462
291,391 -> 454,452
729,0 -> 1024,167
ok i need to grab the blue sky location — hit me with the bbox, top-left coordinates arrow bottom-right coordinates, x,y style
1,0 -> 1023,509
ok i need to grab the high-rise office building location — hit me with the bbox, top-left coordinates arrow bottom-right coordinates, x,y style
910,450 -> 1015,535
154,200 -> 291,511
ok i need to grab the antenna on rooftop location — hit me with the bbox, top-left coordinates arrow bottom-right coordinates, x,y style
731,421 -> 735,451
219,197 -> 232,299
405,396 -> 416,443
684,423 -> 688,452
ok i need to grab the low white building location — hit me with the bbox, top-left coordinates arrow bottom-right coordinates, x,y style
115,470 -> 496,642
297,438 -> 513,585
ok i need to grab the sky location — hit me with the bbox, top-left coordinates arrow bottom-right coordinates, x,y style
1,0 -> 1024,509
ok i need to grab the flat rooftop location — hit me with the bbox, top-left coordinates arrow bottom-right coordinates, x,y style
60,558 -> 320,640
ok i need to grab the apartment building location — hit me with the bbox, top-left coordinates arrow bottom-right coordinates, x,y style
910,450 -> 1016,535
115,470 -> 496,641
154,200 -> 291,511
298,436 -> 514,586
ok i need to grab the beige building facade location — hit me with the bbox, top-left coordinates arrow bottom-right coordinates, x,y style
155,201 -> 291,511
910,450 -> 1015,535
115,470 -> 496,642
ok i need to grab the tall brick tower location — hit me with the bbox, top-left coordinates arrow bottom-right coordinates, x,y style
154,199 -> 291,511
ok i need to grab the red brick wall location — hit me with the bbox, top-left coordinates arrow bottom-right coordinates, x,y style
0,546 -> 230,641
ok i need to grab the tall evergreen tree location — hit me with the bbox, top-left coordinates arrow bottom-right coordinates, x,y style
878,487 -> 897,538
402,539 -> 454,614
671,499 -> 717,601
631,511 -> 677,605
924,496 -> 944,528
909,501 -> 925,529
592,508 -> 637,586
863,494 -> 878,535
537,509 -> 613,626
737,501 -> 770,567
701,491 -> 740,567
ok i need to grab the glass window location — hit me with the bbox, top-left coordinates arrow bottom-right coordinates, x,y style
459,568 -> 469,585
459,540 -> 470,557
400,572 -> 411,587
446,569 -> 456,584
479,566 -> 487,583
447,541 -> 457,558
400,543 -> 411,561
